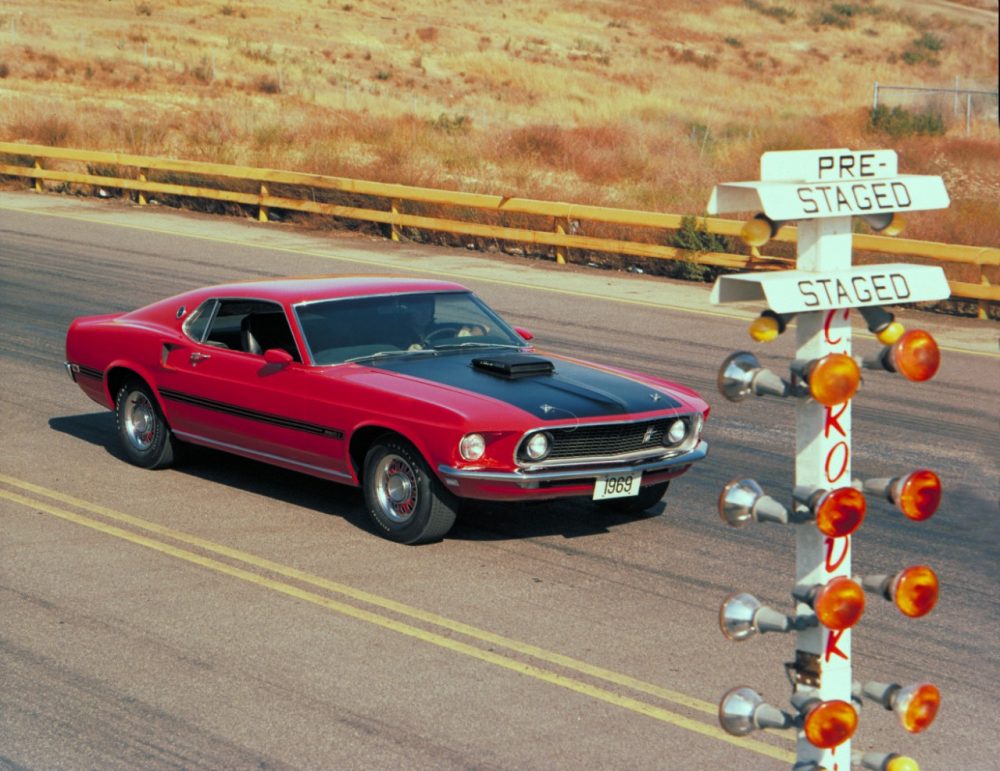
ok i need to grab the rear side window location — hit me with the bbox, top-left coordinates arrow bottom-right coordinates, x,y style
181,299 -> 218,343
201,299 -> 301,361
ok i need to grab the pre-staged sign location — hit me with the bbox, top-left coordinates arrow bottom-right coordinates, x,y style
707,148 -> 950,221
710,263 -> 951,314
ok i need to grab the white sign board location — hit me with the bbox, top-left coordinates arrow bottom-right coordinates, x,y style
710,263 -> 950,314
761,148 -> 898,182
707,176 -> 949,222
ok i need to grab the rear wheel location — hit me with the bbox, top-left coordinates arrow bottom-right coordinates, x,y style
363,437 -> 458,544
598,481 -> 670,515
114,380 -> 179,469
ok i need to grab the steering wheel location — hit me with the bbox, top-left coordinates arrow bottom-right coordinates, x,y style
423,324 -> 488,345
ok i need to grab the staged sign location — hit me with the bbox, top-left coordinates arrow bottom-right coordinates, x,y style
710,264 -> 950,314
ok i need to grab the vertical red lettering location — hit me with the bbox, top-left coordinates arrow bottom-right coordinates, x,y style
825,628 -> 849,661
825,441 -> 849,483
824,536 -> 849,572
823,308 -> 850,346
824,403 -> 848,439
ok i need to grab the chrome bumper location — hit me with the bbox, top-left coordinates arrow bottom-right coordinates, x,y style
438,440 -> 708,489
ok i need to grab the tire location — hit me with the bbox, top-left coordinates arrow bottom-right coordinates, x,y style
598,481 -> 670,515
362,437 -> 458,544
114,380 -> 179,469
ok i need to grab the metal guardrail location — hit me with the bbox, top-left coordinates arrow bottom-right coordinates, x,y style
1,142 -> 996,316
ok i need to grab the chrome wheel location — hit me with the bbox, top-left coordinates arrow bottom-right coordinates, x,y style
123,390 -> 156,451
373,453 -> 419,523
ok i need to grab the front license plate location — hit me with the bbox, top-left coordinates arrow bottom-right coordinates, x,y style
593,472 -> 642,500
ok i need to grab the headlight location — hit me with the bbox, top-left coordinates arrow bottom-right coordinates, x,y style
459,433 -> 486,461
666,418 -> 688,445
524,432 -> 551,461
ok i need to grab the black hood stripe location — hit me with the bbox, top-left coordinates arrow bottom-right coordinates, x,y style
369,352 -> 681,419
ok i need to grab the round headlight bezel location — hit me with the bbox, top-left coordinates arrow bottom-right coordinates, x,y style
665,418 -> 689,446
522,432 -> 552,462
459,433 -> 486,461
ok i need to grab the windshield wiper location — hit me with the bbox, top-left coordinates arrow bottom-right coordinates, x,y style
344,348 -> 439,363
430,342 -> 524,351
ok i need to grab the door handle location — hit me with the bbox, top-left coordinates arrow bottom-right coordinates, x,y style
190,352 -> 212,364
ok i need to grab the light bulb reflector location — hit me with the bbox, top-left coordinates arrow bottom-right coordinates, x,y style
718,686 -> 764,736
892,565 -> 939,618
813,576 -> 866,630
894,469 -> 942,521
719,592 -> 761,641
807,353 -> 861,406
895,683 -> 940,733
803,699 -> 858,749
814,487 -> 867,537
718,478 -> 763,527
891,329 -> 940,382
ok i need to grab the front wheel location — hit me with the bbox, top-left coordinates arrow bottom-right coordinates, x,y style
598,481 -> 670,515
114,380 -> 179,469
362,437 -> 458,544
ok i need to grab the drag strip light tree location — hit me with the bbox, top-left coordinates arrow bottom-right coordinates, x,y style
709,149 -> 949,771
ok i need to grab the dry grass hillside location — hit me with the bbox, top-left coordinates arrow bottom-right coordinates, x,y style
0,0 -> 997,248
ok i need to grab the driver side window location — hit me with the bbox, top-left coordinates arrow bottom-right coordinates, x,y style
201,299 -> 301,362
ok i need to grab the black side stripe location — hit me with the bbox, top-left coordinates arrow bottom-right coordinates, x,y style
159,389 -> 343,439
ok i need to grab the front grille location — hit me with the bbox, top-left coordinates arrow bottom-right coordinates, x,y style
517,416 -> 695,466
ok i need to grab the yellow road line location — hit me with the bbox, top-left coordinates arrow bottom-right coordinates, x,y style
2,200 -> 994,358
0,472 -> 717,714
0,484 -> 794,764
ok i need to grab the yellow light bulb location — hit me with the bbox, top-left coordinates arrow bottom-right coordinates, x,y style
886,756 -> 920,771
749,314 -> 780,342
741,217 -> 774,248
876,320 -> 905,345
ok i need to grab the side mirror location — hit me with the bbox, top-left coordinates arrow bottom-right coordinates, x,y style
263,348 -> 294,365
515,327 -> 534,341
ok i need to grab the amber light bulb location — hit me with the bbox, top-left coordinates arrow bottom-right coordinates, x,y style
892,565 -> 939,618
813,576 -> 866,630
814,487 -> 867,537
895,470 -> 942,522
807,353 -> 861,407
895,683 -> 941,733
891,329 -> 940,382
803,699 -> 858,749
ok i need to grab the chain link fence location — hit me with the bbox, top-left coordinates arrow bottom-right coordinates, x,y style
872,79 -> 999,135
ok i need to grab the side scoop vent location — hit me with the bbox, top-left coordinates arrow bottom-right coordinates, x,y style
472,354 -> 555,379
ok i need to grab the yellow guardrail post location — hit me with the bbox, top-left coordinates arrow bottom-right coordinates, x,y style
137,169 -> 148,206
979,272 -> 992,320
554,217 -> 569,264
33,158 -> 43,192
390,199 -> 401,241
259,183 -> 269,223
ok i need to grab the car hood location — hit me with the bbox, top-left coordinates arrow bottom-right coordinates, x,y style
363,350 -> 685,420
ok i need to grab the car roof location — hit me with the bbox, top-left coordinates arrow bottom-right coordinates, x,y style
196,275 -> 469,305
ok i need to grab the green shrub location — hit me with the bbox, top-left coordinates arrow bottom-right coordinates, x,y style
868,105 -> 944,137
669,215 -> 736,254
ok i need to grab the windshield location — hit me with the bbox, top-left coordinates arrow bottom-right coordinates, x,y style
294,291 -> 527,365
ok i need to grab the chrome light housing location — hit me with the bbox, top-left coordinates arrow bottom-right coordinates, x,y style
459,433 -> 486,461
523,432 -> 552,461
666,418 -> 688,445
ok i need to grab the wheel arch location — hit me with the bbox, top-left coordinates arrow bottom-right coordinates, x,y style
105,364 -> 169,423
349,424 -> 436,484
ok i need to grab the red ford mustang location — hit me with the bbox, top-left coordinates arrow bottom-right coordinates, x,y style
65,276 -> 709,543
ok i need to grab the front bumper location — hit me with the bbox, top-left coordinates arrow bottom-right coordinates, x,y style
438,440 -> 708,500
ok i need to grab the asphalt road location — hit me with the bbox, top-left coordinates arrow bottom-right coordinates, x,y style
1,191 -> 997,770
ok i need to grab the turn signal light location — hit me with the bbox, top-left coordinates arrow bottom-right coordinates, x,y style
812,576 -> 866,630
740,213 -> 783,247
893,470 -> 942,521
748,310 -> 793,342
892,565 -> 939,618
803,699 -> 858,749
863,565 -> 939,618
863,681 -> 941,734
890,329 -> 940,382
857,752 -> 921,771
804,353 -> 861,406
813,487 -> 867,537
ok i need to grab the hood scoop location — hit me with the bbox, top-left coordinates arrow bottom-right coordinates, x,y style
472,353 -> 555,380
